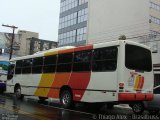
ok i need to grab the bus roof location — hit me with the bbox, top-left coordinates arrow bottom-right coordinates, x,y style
10,40 -> 151,62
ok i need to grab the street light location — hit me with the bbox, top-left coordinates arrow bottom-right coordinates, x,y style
2,24 -> 18,60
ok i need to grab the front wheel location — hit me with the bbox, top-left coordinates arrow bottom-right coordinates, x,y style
14,86 -> 24,100
60,90 -> 74,109
131,103 -> 144,114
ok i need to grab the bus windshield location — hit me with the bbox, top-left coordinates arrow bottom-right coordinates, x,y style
125,44 -> 152,72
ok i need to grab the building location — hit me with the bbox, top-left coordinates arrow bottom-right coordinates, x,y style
0,30 -> 57,58
27,37 -> 57,55
58,0 -> 160,84
18,30 -> 39,56
58,0 -> 88,46
58,0 -> 160,46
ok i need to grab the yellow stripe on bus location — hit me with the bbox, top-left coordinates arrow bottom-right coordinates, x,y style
34,74 -> 55,97
134,75 -> 140,90
45,51 -> 58,56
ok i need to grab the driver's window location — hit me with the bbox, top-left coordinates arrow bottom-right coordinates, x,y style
7,64 -> 15,80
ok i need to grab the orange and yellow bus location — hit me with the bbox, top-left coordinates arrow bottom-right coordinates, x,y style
7,40 -> 153,113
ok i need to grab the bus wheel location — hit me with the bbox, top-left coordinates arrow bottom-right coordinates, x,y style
39,97 -> 48,102
60,90 -> 74,109
131,103 -> 144,114
14,86 -> 24,100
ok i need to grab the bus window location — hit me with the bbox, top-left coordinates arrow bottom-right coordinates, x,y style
57,53 -> 73,72
15,60 -> 23,74
7,64 -> 15,80
125,44 -> 152,72
73,50 -> 92,72
43,55 -> 57,73
22,59 -> 32,74
32,57 -> 43,74
92,46 -> 118,72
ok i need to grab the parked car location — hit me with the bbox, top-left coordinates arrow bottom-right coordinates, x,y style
144,85 -> 160,114
129,85 -> 160,114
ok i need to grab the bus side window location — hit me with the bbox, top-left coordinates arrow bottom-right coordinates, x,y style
92,46 -> 118,72
57,53 -> 73,72
73,50 -> 92,72
7,64 -> 15,80
43,55 -> 57,73
22,59 -> 32,74
32,57 -> 43,74
15,60 -> 23,74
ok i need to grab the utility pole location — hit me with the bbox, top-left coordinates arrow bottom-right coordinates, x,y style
2,24 -> 18,60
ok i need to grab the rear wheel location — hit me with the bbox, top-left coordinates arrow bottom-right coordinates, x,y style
14,86 -> 24,100
60,90 -> 74,109
131,103 -> 144,114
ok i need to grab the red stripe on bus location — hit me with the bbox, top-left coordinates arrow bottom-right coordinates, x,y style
68,72 -> 91,101
47,73 -> 71,98
74,45 -> 93,52
58,48 -> 74,54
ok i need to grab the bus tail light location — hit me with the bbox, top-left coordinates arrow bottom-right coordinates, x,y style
119,83 -> 124,89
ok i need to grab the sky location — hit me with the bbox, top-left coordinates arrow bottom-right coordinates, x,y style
0,0 -> 60,42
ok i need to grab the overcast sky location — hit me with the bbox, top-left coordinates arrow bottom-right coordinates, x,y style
0,0 -> 60,42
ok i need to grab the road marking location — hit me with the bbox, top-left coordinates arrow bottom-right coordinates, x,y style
0,105 -> 50,120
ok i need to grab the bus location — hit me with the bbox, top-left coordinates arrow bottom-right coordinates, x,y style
0,60 -> 9,93
6,40 -> 153,113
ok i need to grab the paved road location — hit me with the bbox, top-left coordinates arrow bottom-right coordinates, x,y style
0,94 -> 159,120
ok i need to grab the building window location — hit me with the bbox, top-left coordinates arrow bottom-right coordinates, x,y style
78,8 -> 88,23
60,0 -> 78,13
59,12 -> 77,29
150,16 -> 160,25
150,2 -> 160,11
59,30 -> 76,45
79,0 -> 88,5
77,27 -> 87,42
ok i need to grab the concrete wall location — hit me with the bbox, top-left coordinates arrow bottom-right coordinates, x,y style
87,0 -> 150,44
18,30 -> 39,56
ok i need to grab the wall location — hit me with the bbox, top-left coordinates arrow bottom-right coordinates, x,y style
87,0 -> 150,44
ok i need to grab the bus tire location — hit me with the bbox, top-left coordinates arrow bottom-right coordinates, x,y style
60,90 -> 74,109
14,85 -> 24,100
131,102 -> 144,114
